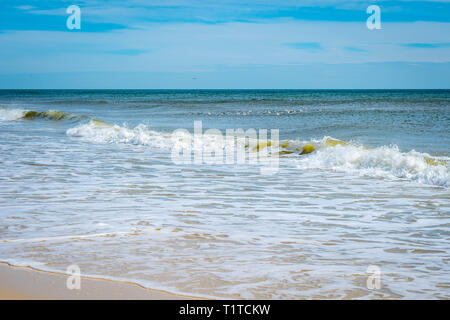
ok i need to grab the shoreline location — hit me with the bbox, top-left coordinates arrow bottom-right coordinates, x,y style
0,261 -> 199,300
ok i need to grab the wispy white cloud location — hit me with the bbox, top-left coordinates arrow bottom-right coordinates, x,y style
0,20 -> 449,75
2,0 -> 449,88
15,5 -> 35,10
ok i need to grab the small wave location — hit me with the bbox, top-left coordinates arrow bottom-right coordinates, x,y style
0,108 -> 77,121
66,120 -> 449,187
296,137 -> 450,187
188,108 -> 308,117
66,119 -> 175,148
22,110 -> 74,120
0,108 -> 27,121
67,119 -> 296,154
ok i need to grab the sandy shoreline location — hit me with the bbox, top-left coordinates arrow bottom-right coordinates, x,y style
0,262 -> 197,300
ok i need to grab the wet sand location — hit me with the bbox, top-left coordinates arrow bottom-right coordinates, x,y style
0,262 -> 195,300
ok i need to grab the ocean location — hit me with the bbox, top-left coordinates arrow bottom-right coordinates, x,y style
0,89 -> 449,299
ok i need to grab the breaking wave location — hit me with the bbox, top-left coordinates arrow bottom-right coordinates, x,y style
0,108 -> 77,121
296,137 -> 449,187
2,107 -> 448,187
66,119 -> 449,187
0,108 -> 28,121
66,119 -> 175,149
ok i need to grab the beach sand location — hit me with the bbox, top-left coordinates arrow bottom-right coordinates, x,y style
0,262 -> 194,300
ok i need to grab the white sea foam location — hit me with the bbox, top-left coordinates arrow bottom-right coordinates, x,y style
66,119 -> 264,152
296,137 -> 450,187
66,120 -> 174,149
66,121 -> 449,187
0,108 -> 26,121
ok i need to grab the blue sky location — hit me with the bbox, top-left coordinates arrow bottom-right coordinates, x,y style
0,0 -> 450,88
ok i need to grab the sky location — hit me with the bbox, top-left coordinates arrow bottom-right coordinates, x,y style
0,0 -> 449,89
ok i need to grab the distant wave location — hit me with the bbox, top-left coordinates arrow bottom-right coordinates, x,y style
36,100 -> 109,105
0,108 -> 80,121
0,108 -> 27,121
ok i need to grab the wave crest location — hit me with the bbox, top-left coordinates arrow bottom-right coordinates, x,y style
0,108 -> 76,121
66,119 -> 173,148
297,137 -> 449,187
0,108 -> 27,121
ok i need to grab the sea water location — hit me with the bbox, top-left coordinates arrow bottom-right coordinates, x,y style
0,90 -> 449,299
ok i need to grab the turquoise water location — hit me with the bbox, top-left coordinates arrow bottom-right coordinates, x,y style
0,90 -> 449,298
